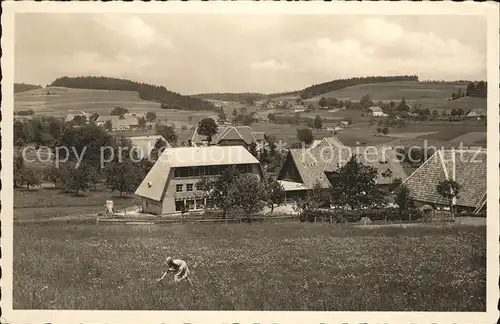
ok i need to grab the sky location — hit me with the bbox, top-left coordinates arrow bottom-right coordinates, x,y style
15,14 -> 487,94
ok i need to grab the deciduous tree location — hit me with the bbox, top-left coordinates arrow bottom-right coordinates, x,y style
197,118 -> 218,145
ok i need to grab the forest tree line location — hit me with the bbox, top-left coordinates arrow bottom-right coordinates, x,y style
49,76 -> 218,112
298,75 -> 419,99
14,83 -> 42,93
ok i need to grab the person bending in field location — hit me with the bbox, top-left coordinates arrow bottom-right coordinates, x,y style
157,257 -> 192,284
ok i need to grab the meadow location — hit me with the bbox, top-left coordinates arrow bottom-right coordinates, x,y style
13,223 -> 486,311
14,87 -> 217,125
14,184 -> 138,220
305,81 -> 466,102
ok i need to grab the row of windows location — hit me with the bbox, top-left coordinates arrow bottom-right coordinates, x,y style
176,183 -> 197,192
173,164 -> 254,178
175,199 -> 210,212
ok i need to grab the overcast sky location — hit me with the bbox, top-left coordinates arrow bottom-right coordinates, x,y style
15,14 -> 487,94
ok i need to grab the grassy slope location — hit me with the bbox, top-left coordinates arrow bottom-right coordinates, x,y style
14,87 -> 216,124
14,223 -> 485,311
302,81 -> 487,112
306,81 -> 465,102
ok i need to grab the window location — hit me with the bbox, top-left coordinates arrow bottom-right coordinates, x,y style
186,184 -> 193,191
174,169 -> 180,177
186,199 -> 195,210
236,164 -> 253,174
195,199 -> 205,210
176,184 -> 183,192
175,201 -> 185,212
179,167 -> 189,177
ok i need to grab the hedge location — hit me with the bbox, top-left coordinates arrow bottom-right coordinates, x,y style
299,208 -> 423,223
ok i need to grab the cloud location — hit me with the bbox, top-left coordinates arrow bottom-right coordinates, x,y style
96,15 -> 173,49
250,59 -> 292,71
14,14 -> 486,93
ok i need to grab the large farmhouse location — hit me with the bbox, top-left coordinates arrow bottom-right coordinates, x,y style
190,125 -> 266,151
277,137 -> 407,200
367,107 -> 388,117
134,146 -> 263,215
401,149 -> 486,214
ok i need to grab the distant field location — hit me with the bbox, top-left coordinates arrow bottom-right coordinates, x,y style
14,87 -> 217,123
418,96 -> 487,112
305,81 -> 465,102
299,81 -> 487,114
14,223 -> 485,310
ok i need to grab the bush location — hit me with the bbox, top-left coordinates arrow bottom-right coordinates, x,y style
298,208 -> 423,223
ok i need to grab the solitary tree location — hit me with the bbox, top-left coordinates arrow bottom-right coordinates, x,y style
146,111 -> 157,122
393,183 -> 415,221
329,155 -> 384,210
60,163 -> 91,196
263,177 -> 285,214
314,115 -> 323,129
156,124 -> 178,146
296,128 -> 314,145
230,174 -> 267,223
197,168 -> 237,220
217,110 -> 227,124
111,107 -> 129,116
104,120 -> 113,131
436,179 -> 461,219
105,160 -> 142,196
360,94 -> 372,109
197,118 -> 218,145
382,127 -> 390,136
138,117 -> 147,130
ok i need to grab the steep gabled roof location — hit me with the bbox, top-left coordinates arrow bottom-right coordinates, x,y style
309,145 -> 407,185
285,149 -> 331,189
369,107 -> 383,113
191,125 -> 262,145
401,149 -> 486,208
251,131 -> 266,141
135,146 -> 261,201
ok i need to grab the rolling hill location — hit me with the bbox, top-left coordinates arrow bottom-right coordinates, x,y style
49,76 -> 217,112
305,81 -> 466,102
14,83 -> 42,93
14,87 -> 217,124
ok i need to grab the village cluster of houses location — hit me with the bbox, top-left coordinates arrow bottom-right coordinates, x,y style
133,125 -> 487,216
62,111 -> 154,131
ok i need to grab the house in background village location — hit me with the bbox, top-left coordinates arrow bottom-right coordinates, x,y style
190,125 -> 266,151
95,115 -> 141,131
127,135 -> 170,160
367,107 -> 388,117
276,137 -> 407,201
401,149 -> 486,215
65,111 -> 90,124
465,108 -> 487,120
251,111 -> 270,123
134,146 -> 263,215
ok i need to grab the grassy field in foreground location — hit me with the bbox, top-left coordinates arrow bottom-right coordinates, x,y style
14,185 -> 139,220
13,223 -> 486,311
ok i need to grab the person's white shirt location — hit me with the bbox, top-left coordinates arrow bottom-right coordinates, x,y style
157,257 -> 192,284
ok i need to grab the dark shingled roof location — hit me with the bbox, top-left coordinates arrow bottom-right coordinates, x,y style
401,149 -> 486,208
281,143 -> 407,189
287,149 -> 331,189
191,126 -> 263,146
